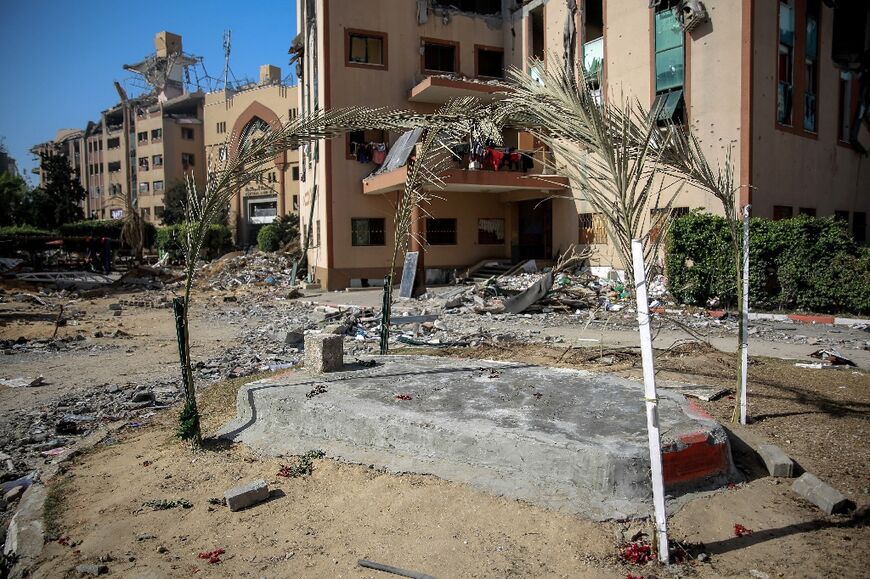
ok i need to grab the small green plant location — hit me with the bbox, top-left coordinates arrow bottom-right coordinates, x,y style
276,450 -> 326,478
257,213 -> 299,252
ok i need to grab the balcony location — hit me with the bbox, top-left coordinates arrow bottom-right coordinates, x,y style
362,150 -> 567,196
408,76 -> 508,105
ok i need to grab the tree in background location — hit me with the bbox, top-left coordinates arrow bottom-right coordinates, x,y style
161,180 -> 228,226
25,153 -> 86,228
0,173 -> 27,226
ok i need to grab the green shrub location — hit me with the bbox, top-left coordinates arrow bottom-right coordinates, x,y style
257,213 -> 299,252
666,212 -> 870,315
157,223 -> 233,261
58,219 -> 157,248
0,225 -> 53,237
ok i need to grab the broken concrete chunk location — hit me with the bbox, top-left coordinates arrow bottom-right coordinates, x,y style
304,334 -> 343,373
791,473 -> 855,515
0,376 -> 45,388
75,563 -> 109,576
108,303 -> 122,311
285,328 -> 305,346
130,390 -> 155,404
757,444 -> 794,477
224,479 -> 269,512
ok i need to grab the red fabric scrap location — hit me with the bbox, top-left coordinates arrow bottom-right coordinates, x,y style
733,523 -> 753,537
621,541 -> 652,565
197,548 -> 225,564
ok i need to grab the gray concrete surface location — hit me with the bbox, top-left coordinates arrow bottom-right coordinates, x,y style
792,473 -> 855,515
224,479 -> 269,512
758,444 -> 794,477
219,355 -> 735,520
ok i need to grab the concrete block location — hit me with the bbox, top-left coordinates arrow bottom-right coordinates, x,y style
304,334 -> 343,373
792,473 -> 855,515
224,479 -> 269,512
758,444 -> 794,477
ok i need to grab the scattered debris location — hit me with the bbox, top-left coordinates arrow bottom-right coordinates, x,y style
142,499 -> 192,510
733,523 -> 753,537
809,348 -> 856,367
305,384 -> 328,399
0,376 -> 45,388
197,548 -> 225,564
357,559 -> 437,579
620,541 -> 653,565
395,394 -> 412,401
277,450 -> 325,478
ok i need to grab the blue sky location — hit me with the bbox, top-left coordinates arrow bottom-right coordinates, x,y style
0,0 -> 297,183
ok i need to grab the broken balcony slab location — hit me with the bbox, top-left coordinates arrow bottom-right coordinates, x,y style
219,355 -> 735,520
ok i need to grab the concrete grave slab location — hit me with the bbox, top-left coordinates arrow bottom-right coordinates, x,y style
219,356 -> 735,520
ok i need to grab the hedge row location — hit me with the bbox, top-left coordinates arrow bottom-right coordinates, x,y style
0,220 -> 157,252
156,223 -> 233,261
666,212 -> 870,315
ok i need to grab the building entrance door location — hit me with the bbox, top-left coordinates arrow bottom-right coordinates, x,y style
517,198 -> 552,260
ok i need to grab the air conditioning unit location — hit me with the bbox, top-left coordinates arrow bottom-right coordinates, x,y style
678,0 -> 709,32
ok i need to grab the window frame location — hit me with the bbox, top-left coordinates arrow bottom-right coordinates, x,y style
425,218 -> 458,246
650,2 -> 687,125
477,218 -> 505,245
421,38 -> 460,75
153,180 -> 164,192
351,218 -> 387,247
181,127 -> 195,140
475,45 -> 504,79
345,28 -> 388,70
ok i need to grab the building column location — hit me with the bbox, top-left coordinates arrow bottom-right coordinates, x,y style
276,162 -> 287,216
408,201 -> 426,297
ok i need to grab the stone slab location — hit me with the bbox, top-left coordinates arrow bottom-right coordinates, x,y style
792,473 -> 855,515
757,444 -> 794,477
303,334 -> 343,373
220,356 -> 735,520
224,479 -> 269,512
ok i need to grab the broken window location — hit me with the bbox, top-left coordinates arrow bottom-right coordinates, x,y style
478,218 -> 505,245
579,213 -> 607,245
153,180 -> 164,192
137,131 -> 148,143
107,137 -> 120,149
181,127 -> 194,140
182,152 -> 195,169
653,2 -> 685,124
838,71 -> 860,143
778,0 -> 795,126
798,207 -> 816,217
804,0 -> 820,132
151,128 -> 162,141
141,207 -> 151,219
476,47 -> 504,78
139,182 -> 149,194
348,31 -> 386,67
138,157 -> 149,171
107,161 -> 121,173
155,206 -> 164,218
423,40 -> 458,73
773,205 -> 793,220
834,210 -> 849,223
352,218 -> 386,246
292,166 -> 300,181
426,218 -> 457,245
347,129 -> 387,159
152,154 -> 163,167
528,6 -> 544,61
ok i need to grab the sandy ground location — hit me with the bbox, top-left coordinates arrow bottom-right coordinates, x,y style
2,286 -> 869,577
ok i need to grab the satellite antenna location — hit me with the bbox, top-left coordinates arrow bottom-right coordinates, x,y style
223,30 -> 231,94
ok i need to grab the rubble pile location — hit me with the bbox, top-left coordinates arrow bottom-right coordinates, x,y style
197,252 -> 300,291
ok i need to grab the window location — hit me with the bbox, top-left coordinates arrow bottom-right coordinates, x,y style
803,0 -> 820,132
152,154 -> 163,167
778,1 -> 795,126
292,166 -> 300,181
181,127 -> 194,140
347,129 -> 387,159
347,30 -> 386,68
216,121 -> 226,134
652,3 -> 685,124
649,207 -> 689,242
433,0 -> 500,14
155,206 -> 164,218
99,140 -> 103,150
218,146 -> 228,161
288,108 -> 298,121
476,46 -> 504,78
478,218 -> 505,244
773,205 -> 793,220
316,220 -> 321,246
579,213 -> 607,245
108,161 -> 121,172
153,180 -> 164,192
423,40 -> 458,73
107,137 -> 120,149
138,157 -> 149,171
853,212 -> 866,243
352,218 -> 386,246
798,207 -> 816,217
137,131 -> 148,143
141,207 -> 151,218
293,195 -> 299,211
838,72 -> 860,143
151,128 -> 162,141
181,153 -> 195,168
426,218 -> 457,245
139,182 -> 150,194
267,172 -> 277,183
834,210 -> 849,222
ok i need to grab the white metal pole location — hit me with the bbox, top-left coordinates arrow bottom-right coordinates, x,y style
631,239 -> 669,563
740,205 -> 751,425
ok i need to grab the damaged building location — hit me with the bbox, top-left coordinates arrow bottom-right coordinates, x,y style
296,0 -> 870,290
